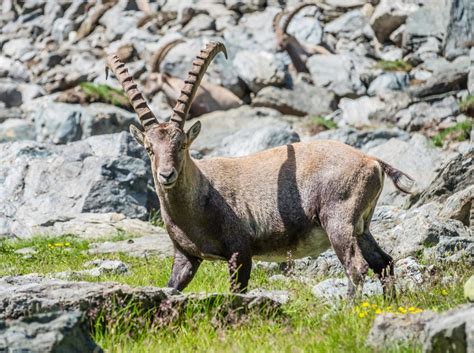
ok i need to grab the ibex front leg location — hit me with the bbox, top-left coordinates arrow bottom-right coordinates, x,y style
167,247 -> 202,291
227,247 -> 252,293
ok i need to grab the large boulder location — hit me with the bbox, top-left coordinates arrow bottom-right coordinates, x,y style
252,79 -> 336,117
233,50 -> 287,93
88,234 -> 174,258
371,204 -> 472,260
307,54 -> 373,97
0,311 -> 102,353
370,0 -> 421,43
423,304 -> 474,353
185,106 -> 299,157
0,132 -> 155,237
0,275 -> 286,322
367,311 -> 438,349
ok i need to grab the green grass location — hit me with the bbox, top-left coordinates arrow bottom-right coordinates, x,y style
376,60 -> 412,72
459,95 -> 474,117
79,82 -> 130,108
1,235 -> 472,353
306,116 -> 338,135
431,120 -> 472,147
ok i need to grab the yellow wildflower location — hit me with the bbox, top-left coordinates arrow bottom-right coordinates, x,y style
441,289 -> 448,296
408,307 -> 416,312
54,243 -> 64,247
412,308 -> 423,314
358,312 -> 366,318
361,302 -> 370,308
398,307 -> 407,314
371,304 -> 378,309
375,308 -> 382,314
65,242 -> 71,246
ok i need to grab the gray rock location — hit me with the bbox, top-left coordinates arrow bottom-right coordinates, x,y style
54,259 -> 130,279
0,79 -> 22,107
367,72 -> 409,96
312,278 -> 383,301
444,0 -> 474,59
216,125 -> 300,157
439,186 -> 473,227
285,5 -> 323,48
307,54 -> 372,97
0,56 -> 29,81
233,50 -> 287,93
396,96 -> 459,131
52,18 -> 74,42
367,134 -> 445,205
292,250 -> 344,278
367,311 -> 437,349
88,233 -> 174,258
252,79 -> 336,117
465,276 -> 474,302
2,38 -> 32,60
371,204 -> 472,260
395,256 -> 426,290
0,275 -> 284,321
423,304 -> 474,353
409,56 -> 470,98
0,118 -> 35,143
182,14 -> 215,35
370,0 -> 421,43
185,106 -> 297,156
309,127 -> 411,151
326,9 -> 369,39
426,237 -> 474,265
0,133 -> 155,237
0,311 -> 102,353
412,150 -> 473,207
338,96 -> 386,127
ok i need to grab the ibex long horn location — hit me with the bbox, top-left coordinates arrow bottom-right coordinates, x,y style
282,3 -> 320,34
106,54 -> 158,130
272,11 -> 285,37
150,38 -> 186,73
170,41 -> 227,128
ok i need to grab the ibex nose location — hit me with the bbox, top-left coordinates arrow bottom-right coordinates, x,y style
158,169 -> 177,186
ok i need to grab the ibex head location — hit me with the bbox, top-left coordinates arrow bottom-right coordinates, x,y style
106,41 -> 227,188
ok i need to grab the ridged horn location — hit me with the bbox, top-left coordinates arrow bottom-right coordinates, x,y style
282,3 -> 320,34
169,41 -> 227,128
272,11 -> 285,38
106,54 -> 158,130
149,38 -> 186,73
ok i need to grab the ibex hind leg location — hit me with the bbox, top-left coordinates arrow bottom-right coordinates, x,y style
357,231 -> 395,299
324,220 -> 369,300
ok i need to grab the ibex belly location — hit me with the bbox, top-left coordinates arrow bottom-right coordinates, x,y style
253,226 -> 331,262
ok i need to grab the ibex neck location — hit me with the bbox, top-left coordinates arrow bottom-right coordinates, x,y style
156,153 -> 203,220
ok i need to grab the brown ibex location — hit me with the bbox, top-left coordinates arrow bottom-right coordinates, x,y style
274,3 -> 332,74
147,39 -> 243,118
106,42 -> 413,297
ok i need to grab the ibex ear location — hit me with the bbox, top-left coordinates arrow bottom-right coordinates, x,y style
186,121 -> 201,146
129,124 -> 145,146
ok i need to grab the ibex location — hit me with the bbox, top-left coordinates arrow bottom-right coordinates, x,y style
146,39 -> 243,118
274,3 -> 332,74
106,42 -> 413,297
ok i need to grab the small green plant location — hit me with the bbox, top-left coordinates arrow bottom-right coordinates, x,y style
149,208 -> 165,228
459,95 -> 474,117
307,116 -> 337,135
376,60 -> 412,72
432,120 -> 472,147
79,82 -> 129,108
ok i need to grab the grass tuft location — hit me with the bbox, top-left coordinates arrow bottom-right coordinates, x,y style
79,82 -> 130,108
376,60 -> 412,72
459,95 -> 474,117
306,116 -> 338,135
431,120 -> 472,147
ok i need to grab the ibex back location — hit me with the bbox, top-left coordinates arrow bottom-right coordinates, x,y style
106,42 -> 413,297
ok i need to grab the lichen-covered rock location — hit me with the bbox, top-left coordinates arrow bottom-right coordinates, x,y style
0,311 -> 103,353
367,311 -> 437,349
312,278 -> 382,301
423,304 -> 474,353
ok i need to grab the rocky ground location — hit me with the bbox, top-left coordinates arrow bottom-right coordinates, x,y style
0,0 -> 473,352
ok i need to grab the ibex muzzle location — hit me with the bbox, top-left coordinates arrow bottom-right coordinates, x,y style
107,41 -> 414,298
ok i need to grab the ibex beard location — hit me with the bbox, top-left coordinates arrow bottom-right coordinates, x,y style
106,41 -> 414,298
